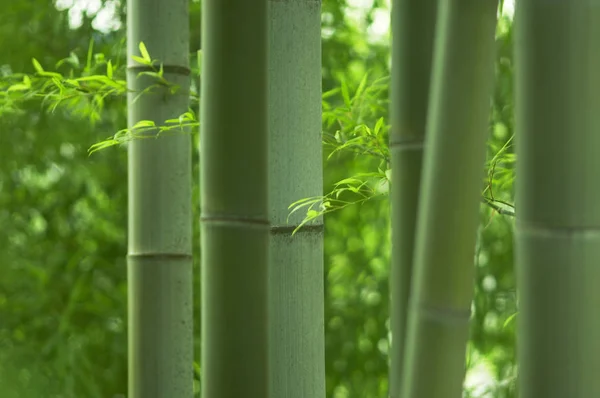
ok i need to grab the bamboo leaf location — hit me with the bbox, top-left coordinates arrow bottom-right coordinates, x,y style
503,312 -> 517,328
334,177 -> 362,186
107,60 -> 113,79
132,120 -> 156,129
306,209 -> 318,218
374,117 -> 384,136
139,41 -> 151,62
131,55 -> 152,66
88,139 -> 120,154
288,197 -> 320,209
352,72 -> 369,103
335,188 -> 348,199
341,79 -> 351,108
85,38 -> 94,72
322,87 -> 340,99
32,58 -> 44,74
8,83 -> 30,92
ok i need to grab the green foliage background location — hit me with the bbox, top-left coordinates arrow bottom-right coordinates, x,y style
0,1 -> 517,397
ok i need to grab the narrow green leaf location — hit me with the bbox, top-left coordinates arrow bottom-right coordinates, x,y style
374,117 -> 384,136
306,209 -> 318,218
132,120 -> 156,129
503,312 -> 517,328
288,197 -> 320,209
335,177 -> 362,186
107,60 -> 113,79
137,71 -> 161,80
352,72 -> 369,103
51,77 -> 64,89
341,79 -> 351,108
335,188 -> 348,199
85,38 -> 94,72
131,55 -> 152,66
322,87 -> 341,99
88,139 -> 119,154
139,42 -> 151,62
32,58 -> 44,74
7,84 -> 30,92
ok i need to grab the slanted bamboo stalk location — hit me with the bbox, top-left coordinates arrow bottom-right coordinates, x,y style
388,1 -> 438,396
399,1 -> 498,397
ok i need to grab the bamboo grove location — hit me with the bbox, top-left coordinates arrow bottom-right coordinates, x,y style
0,0 -> 598,397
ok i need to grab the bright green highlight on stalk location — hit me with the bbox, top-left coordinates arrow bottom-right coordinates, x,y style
400,1 -> 498,397
515,1 -> 600,396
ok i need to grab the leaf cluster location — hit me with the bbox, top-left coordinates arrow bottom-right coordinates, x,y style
0,41 -> 200,154
0,40 -> 516,227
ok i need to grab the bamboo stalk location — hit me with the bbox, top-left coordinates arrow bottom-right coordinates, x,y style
268,0 -> 325,397
399,1 -> 498,397
200,0 -> 269,397
515,2 -> 600,396
126,0 -> 193,396
388,1 -> 438,396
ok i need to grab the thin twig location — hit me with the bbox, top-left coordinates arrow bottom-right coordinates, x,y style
481,197 -> 516,217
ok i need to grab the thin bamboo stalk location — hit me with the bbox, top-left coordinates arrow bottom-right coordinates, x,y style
399,1 -> 498,397
388,1 -> 438,396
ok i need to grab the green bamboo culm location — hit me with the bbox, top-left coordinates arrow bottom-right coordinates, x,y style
514,2 -> 600,396
200,0 -> 269,397
126,0 -> 193,396
268,0 -> 325,397
399,1 -> 498,397
388,0 -> 438,396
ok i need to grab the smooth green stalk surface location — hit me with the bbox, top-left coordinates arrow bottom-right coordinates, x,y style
399,1 -> 498,397
268,1 -> 325,397
126,0 -> 192,397
388,1 -> 438,396
200,0 -> 269,397
515,2 -> 600,397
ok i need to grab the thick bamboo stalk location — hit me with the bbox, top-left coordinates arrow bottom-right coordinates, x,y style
399,1 -> 498,397
514,2 -> 600,397
200,0 -> 269,397
126,0 -> 192,397
268,1 -> 325,397
388,1 -> 438,396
